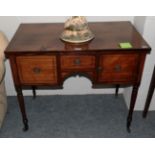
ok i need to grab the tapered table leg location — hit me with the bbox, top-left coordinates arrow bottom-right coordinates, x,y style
127,85 -> 139,132
32,86 -> 36,99
16,87 -> 29,131
143,67 -> 155,118
115,84 -> 120,97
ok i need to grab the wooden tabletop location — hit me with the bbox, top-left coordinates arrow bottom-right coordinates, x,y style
5,21 -> 151,54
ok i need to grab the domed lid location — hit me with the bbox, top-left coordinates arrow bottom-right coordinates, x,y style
60,16 -> 94,43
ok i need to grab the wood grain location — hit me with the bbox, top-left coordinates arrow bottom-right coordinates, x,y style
5,22 -> 151,55
16,56 -> 57,85
61,55 -> 95,70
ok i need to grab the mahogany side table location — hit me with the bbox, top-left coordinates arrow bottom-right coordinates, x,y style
4,22 -> 151,132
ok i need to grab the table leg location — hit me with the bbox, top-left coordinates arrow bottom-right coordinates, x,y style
143,67 -> 155,118
32,86 -> 36,99
127,85 -> 139,132
16,87 -> 29,131
115,84 -> 120,97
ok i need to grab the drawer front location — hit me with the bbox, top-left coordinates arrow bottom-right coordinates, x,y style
61,71 -> 94,80
98,54 -> 139,83
16,56 -> 57,84
61,55 -> 95,70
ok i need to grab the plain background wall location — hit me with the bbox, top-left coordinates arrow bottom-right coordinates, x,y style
0,16 -> 134,96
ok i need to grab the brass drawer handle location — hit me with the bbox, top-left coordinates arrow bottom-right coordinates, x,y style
74,59 -> 81,65
33,67 -> 41,74
98,66 -> 103,72
114,65 -> 121,72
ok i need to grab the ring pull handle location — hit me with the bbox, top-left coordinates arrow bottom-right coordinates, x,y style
114,65 -> 121,72
98,66 -> 103,72
74,59 -> 81,65
33,67 -> 41,74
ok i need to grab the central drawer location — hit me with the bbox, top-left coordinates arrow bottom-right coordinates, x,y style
16,56 -> 57,85
60,55 -> 95,70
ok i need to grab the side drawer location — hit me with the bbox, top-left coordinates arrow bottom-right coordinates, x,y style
98,54 -> 139,83
16,56 -> 57,84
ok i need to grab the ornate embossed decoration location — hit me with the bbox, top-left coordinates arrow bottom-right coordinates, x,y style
60,16 -> 94,43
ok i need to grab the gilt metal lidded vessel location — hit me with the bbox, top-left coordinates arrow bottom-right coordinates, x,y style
60,16 -> 94,43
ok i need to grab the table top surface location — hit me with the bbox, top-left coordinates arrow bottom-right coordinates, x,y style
5,21 -> 151,53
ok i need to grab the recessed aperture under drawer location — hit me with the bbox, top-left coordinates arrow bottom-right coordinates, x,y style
60,55 -> 95,70
16,56 -> 57,84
